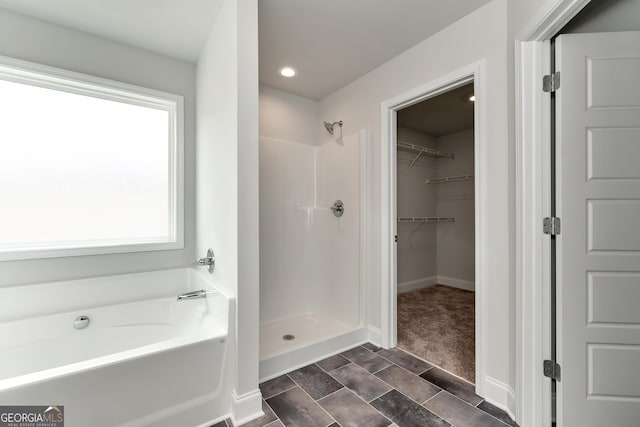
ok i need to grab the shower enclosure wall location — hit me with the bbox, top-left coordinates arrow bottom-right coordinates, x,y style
259,124 -> 368,380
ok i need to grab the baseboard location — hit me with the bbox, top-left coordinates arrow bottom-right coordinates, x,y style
484,376 -> 516,422
398,276 -> 475,293
367,325 -> 381,347
231,388 -> 263,426
397,276 -> 437,293
437,275 -> 475,292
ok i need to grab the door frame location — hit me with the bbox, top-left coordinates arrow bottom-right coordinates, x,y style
380,60 -> 488,394
515,1 -> 591,425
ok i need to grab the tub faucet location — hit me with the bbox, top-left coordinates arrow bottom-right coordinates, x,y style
177,289 -> 208,302
193,248 -> 215,273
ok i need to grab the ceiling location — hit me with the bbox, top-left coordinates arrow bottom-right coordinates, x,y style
259,0 -> 491,100
0,0 -> 223,62
398,83 -> 474,137
0,0 -> 491,101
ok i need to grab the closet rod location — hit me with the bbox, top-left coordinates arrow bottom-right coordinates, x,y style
425,175 -> 474,184
397,216 -> 455,236
397,216 -> 455,222
397,141 -> 454,168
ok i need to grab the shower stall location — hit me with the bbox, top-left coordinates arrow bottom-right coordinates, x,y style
259,127 -> 370,380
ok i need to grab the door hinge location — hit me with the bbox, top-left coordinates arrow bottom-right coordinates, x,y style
543,217 -> 561,235
544,360 -> 561,381
543,72 -> 561,92
394,235 -> 398,243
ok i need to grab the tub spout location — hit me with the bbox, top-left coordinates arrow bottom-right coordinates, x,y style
177,289 -> 208,302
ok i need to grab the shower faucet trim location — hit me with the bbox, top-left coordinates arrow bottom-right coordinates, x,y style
193,248 -> 215,273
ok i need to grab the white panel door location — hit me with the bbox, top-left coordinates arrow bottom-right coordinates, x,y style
556,31 -> 640,427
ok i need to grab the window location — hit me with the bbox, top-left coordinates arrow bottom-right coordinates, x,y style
0,57 -> 184,260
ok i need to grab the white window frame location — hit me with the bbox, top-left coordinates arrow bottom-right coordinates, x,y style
0,55 -> 184,260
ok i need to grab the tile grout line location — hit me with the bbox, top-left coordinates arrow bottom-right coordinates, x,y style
262,344 -> 514,427
284,379 -> 340,427
261,374 -> 298,400
263,371 -> 338,427
339,349 -> 393,377
318,362 -> 392,425
261,397 -> 283,427
326,358 -> 398,404
370,388 -> 448,426
321,360 -> 403,425
473,403 -> 516,427
425,390 -> 512,427
317,360 -> 353,375
320,382 -> 393,427
389,346 -> 474,385
316,373 -> 349,401
368,362 -> 443,408
421,390 -> 444,406
373,351 -> 433,378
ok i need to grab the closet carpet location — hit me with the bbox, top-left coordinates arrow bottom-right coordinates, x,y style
397,285 -> 475,383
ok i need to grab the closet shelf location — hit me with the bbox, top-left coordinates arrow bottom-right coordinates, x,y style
397,216 -> 455,236
425,175 -> 474,184
397,141 -> 454,168
398,217 -> 455,223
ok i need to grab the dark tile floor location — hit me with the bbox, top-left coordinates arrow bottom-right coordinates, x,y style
213,344 -> 518,427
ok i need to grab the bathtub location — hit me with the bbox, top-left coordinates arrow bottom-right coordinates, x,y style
0,268 -> 233,427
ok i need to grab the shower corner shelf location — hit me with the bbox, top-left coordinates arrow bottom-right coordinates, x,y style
425,175 -> 474,185
397,141 -> 454,168
397,216 -> 455,236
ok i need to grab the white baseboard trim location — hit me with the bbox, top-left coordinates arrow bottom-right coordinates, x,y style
367,325 -> 382,347
231,388 -> 263,426
484,376 -> 516,422
397,276 -> 437,293
437,275 -> 475,292
397,276 -> 475,293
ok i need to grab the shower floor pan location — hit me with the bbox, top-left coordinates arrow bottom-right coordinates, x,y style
259,312 -> 365,381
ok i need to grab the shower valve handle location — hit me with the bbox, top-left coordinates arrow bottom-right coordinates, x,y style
330,200 -> 344,217
193,248 -> 215,273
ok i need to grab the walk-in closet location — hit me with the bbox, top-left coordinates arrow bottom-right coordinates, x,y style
395,82 -> 476,383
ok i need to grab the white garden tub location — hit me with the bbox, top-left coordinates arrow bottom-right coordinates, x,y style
0,268 -> 233,427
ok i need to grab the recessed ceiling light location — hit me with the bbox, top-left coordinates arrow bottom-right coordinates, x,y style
468,94 -> 475,102
279,67 -> 297,77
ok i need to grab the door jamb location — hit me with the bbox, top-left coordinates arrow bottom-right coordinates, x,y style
515,1 -> 591,425
380,60 -> 487,395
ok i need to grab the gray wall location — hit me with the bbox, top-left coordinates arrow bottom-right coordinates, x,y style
435,129 -> 475,287
396,127 -> 438,290
561,0 -> 640,33
0,9 -> 197,287
396,127 -> 475,291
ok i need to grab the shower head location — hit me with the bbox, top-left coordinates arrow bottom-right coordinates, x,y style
323,120 -> 343,135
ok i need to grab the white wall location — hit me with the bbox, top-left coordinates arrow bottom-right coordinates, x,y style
436,129 -> 475,287
258,135 -> 363,327
259,85 -> 363,328
0,8 -> 196,287
259,138 -> 316,322
259,85 -> 319,144
318,0 -> 513,404
314,134 -> 362,325
396,127 -> 438,291
196,0 -> 261,422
